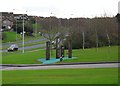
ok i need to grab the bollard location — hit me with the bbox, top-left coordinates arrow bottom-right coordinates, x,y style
60,56 -> 63,61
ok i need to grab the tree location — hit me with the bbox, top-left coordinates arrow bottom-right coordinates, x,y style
12,19 -> 33,36
40,16 -> 66,55
116,13 -> 120,23
116,13 -> 120,45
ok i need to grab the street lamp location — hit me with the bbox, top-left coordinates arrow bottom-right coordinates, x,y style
35,16 -> 38,37
13,9 -> 17,41
22,11 -> 27,53
15,19 -> 17,41
22,14 -> 25,53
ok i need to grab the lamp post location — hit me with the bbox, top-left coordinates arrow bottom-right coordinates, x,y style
15,18 -> 17,41
22,13 -> 25,53
22,11 -> 27,53
35,16 -> 38,37
13,9 -> 17,41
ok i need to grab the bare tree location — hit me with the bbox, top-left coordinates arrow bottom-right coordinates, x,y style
40,16 -> 66,56
103,13 -> 111,47
91,18 -> 99,50
77,18 -> 86,50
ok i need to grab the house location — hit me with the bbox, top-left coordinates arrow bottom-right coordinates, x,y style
2,19 -> 13,29
0,13 -> 2,31
14,14 -> 28,20
1,12 -> 14,30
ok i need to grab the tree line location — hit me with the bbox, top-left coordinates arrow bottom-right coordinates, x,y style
39,16 -> 118,49
10,15 -> 119,49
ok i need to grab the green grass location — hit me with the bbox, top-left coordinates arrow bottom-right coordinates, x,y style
0,70 -> 1,85
2,50 -> 44,64
2,31 -> 44,43
3,31 -> 21,43
2,46 -> 119,64
17,35 -> 44,43
23,41 -> 46,47
2,68 -> 118,84
62,46 -> 118,63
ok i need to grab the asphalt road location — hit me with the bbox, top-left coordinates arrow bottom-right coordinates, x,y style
0,43 -> 46,52
1,63 -> 119,70
1,38 -> 47,52
2,38 -> 46,47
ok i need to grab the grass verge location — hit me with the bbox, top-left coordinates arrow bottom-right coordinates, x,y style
2,68 -> 118,84
2,46 -> 119,64
2,31 -> 21,43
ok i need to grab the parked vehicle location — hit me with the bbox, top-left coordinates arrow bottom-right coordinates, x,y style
8,44 -> 18,52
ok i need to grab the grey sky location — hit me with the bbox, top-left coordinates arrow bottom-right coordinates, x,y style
0,0 -> 119,18
118,1 -> 120,13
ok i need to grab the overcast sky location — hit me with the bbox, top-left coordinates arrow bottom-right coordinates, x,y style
0,0 -> 119,18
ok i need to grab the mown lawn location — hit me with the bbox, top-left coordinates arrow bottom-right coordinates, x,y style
3,31 -> 21,43
2,68 -> 118,84
2,46 -> 119,64
62,46 -> 118,63
2,31 -> 44,43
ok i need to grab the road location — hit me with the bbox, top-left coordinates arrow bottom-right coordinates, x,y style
1,38 -> 47,52
0,43 -> 46,52
1,63 -> 119,70
2,38 -> 46,47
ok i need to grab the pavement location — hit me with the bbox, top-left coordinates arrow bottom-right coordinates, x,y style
38,57 -> 77,64
1,62 -> 119,70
